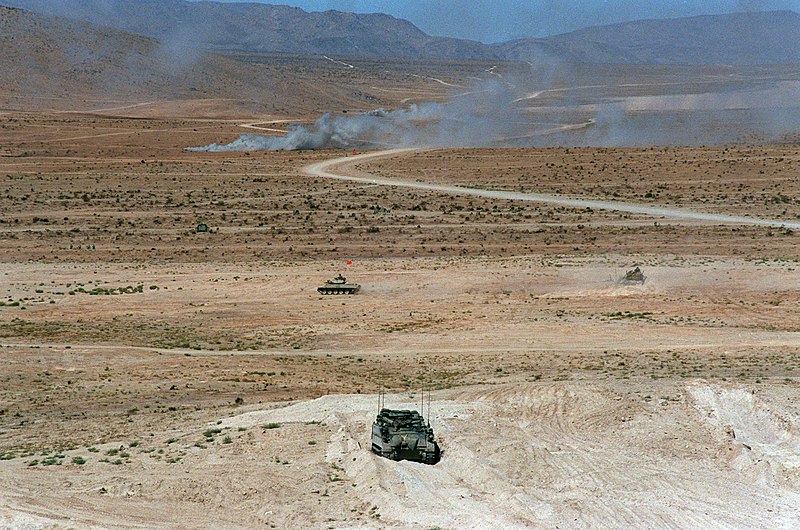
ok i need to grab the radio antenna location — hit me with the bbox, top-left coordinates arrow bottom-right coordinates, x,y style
427,389 -> 432,427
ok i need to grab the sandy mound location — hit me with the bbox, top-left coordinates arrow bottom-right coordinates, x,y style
689,383 -> 800,488
216,382 -> 800,528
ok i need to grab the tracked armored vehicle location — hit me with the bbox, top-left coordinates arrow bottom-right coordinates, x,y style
317,274 -> 360,295
620,266 -> 646,285
371,409 -> 440,464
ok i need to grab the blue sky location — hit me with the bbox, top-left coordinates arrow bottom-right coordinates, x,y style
195,0 -> 800,42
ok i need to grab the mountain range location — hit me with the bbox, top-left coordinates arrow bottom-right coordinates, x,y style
0,5 -> 277,108
501,10 -> 800,65
1,0 -> 800,64
0,0 -> 494,60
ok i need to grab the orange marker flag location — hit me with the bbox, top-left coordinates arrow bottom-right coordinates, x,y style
346,260 -> 352,265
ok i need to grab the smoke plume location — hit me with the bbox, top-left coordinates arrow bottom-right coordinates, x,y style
188,80 -> 535,152
188,73 -> 800,152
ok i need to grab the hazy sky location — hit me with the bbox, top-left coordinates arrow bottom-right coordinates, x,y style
194,0 -> 800,42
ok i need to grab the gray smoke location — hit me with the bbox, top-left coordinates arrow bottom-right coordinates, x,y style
188,80 -> 534,152
581,81 -> 800,146
188,72 -> 800,152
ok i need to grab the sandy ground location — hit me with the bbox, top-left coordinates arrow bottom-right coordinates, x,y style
2,101 -> 800,528
2,256 -> 800,528
2,379 -> 800,528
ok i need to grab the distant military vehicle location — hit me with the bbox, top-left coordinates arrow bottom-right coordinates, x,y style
371,408 -> 440,464
620,266 -> 646,285
317,274 -> 360,295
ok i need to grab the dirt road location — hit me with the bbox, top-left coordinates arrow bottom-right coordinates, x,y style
304,149 -> 800,229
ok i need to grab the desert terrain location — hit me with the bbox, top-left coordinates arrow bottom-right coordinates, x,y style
1,49 -> 800,528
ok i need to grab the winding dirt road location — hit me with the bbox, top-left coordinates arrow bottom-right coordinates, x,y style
239,119 -> 298,133
304,149 -> 800,229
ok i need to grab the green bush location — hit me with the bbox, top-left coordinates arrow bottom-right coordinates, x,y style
203,428 -> 222,438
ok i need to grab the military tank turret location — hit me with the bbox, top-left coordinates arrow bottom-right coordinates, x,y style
317,274 -> 360,295
371,408 -> 440,464
620,266 -> 646,285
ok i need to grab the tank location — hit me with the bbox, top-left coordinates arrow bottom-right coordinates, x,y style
371,409 -> 440,464
620,266 -> 646,284
317,274 -> 360,295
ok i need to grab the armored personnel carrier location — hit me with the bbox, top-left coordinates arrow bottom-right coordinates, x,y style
317,274 -> 360,295
620,266 -> 646,285
371,409 -> 440,464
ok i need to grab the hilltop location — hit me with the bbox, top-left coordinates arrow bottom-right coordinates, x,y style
501,10 -> 800,65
